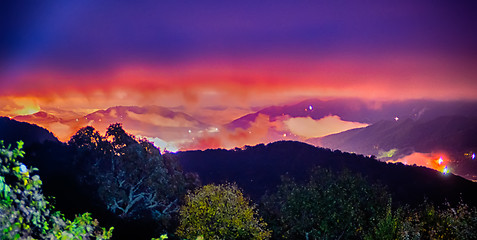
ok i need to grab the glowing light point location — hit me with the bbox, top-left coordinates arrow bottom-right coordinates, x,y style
188,129 -> 192,134
442,166 -> 449,175
394,117 -> 399,121
437,157 -> 443,165
309,105 -> 313,111
283,133 -> 287,137
472,153 -> 475,160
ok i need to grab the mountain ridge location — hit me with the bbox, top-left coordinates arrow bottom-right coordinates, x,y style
173,140 -> 477,206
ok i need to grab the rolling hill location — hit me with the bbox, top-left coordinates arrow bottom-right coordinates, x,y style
0,117 -> 59,146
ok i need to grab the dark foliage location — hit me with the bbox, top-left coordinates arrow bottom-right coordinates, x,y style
260,167 -> 390,239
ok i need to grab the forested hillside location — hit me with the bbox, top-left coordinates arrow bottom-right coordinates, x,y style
2,118 -> 477,239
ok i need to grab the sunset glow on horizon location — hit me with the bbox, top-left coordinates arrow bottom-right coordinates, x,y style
1,1 -> 477,153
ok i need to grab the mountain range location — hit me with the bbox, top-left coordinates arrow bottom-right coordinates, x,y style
13,105 -> 210,143
226,98 -> 477,129
308,116 -> 477,180
7,98 -> 477,180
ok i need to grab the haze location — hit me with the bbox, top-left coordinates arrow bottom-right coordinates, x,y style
1,1 -> 476,153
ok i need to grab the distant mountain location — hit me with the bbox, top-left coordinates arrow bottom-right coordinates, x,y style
14,111 -> 63,124
12,105 -> 209,142
9,99 -> 477,154
0,117 -> 59,147
226,98 -> 477,130
308,116 -> 477,180
173,141 -> 477,206
77,105 -> 209,141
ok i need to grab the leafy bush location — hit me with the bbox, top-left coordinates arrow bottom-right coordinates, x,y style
0,140 -> 112,239
176,183 -> 271,240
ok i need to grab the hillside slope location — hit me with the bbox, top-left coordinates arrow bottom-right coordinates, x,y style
174,141 -> 477,206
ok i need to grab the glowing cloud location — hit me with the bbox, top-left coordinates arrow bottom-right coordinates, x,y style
126,111 -> 200,128
140,136 -> 180,153
284,115 -> 368,138
181,114 -> 279,150
0,97 -> 40,116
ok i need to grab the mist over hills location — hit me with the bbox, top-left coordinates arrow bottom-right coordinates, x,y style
13,105 -> 209,144
7,98 -> 477,176
308,116 -> 477,180
310,116 -> 477,156
226,98 -> 477,130
13,98 -> 477,137
81,105 -> 209,140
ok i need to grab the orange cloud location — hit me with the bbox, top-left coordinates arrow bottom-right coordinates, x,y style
0,97 -> 40,116
2,53 -> 477,120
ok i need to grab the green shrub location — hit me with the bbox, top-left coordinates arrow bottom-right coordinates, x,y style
176,183 -> 271,240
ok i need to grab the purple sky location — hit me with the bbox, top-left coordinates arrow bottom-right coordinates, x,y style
1,0 -> 477,116
2,1 -> 476,71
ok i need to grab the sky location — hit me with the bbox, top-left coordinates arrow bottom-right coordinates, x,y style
1,0 -> 477,117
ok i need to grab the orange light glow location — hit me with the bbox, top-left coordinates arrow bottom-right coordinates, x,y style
442,166 -> 450,175
392,152 -> 452,174
11,97 -> 41,116
2,53 -> 477,120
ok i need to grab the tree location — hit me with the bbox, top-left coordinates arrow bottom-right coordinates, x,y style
396,201 -> 477,240
176,183 -> 271,240
0,140 -> 113,239
260,167 -> 389,240
69,124 -> 199,233
68,126 -> 105,151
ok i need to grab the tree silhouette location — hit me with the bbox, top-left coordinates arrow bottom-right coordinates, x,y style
69,124 -> 199,233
